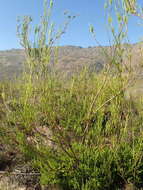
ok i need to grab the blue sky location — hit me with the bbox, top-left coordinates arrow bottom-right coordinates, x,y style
0,0 -> 142,50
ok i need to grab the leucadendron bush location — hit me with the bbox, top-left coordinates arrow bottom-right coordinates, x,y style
1,0 -> 143,189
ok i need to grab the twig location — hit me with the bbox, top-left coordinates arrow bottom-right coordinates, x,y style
81,76 -> 136,144
93,77 -> 135,114
0,171 -> 40,176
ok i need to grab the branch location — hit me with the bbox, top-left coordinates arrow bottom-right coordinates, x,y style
0,171 -> 40,176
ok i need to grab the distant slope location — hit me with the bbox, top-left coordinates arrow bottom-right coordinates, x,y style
0,44 -> 142,80
0,46 -> 111,80
0,49 -> 25,80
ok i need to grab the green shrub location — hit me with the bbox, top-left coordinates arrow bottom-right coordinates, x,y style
1,0 -> 143,189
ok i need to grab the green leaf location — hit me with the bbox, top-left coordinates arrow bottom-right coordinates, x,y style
108,16 -> 112,24
89,25 -> 94,34
104,2 -> 108,9
109,0 -> 113,5
50,0 -> 53,8
117,13 -> 122,22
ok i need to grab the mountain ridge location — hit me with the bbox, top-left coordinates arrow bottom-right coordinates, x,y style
0,44 -> 142,80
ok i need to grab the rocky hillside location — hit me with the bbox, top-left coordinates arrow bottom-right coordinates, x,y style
0,49 -> 25,80
0,46 -> 114,80
0,44 -> 142,80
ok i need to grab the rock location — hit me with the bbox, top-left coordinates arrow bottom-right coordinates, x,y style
124,183 -> 135,190
0,176 -> 26,190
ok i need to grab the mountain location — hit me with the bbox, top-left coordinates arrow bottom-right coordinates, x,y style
0,49 -> 25,80
0,44 -> 142,81
0,46 -> 107,80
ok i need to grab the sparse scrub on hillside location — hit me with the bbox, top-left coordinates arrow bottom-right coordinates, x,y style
0,0 -> 143,190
